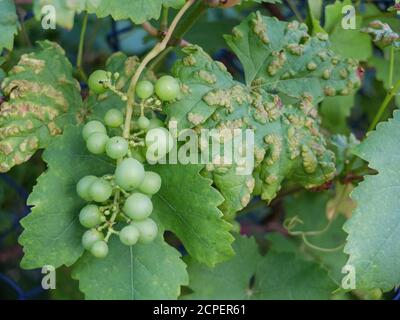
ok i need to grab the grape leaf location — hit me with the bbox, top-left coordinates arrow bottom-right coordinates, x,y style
33,0 -> 183,29
323,0 -> 372,61
167,44 -> 339,212
165,13 -> 360,215
73,236 -> 188,299
86,0 -> 184,24
19,125 -> 114,269
320,94 -> 355,134
224,12 -> 361,102
344,110 -> 400,291
185,235 -> 336,299
184,236 -> 262,299
0,0 -> 19,51
149,163 -> 235,266
0,41 -> 82,172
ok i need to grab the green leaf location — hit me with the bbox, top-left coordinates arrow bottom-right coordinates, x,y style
73,236 -> 188,299
33,0 -> 183,29
86,0 -> 184,25
344,110 -> 400,291
0,0 -> 19,51
19,125 -> 114,269
254,252 -> 336,299
0,41 -> 82,172
185,235 -> 336,299
167,45 -> 338,208
324,1 -> 372,61
320,94 -> 355,134
150,163 -> 235,266
184,236 -> 262,299
166,12 -> 360,215
224,12 -> 360,102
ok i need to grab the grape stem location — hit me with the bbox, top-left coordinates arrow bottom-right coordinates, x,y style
76,13 -> 88,81
368,79 -> 400,132
123,0 -> 196,139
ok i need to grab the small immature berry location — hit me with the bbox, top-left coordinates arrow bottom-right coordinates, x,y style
82,121 -> 107,141
136,80 -> 154,100
89,178 -> 113,202
104,109 -> 124,128
105,136 -> 128,159
86,132 -> 109,154
76,175 -> 97,201
91,240 -> 109,258
132,218 -> 158,244
119,225 -> 140,246
82,229 -> 104,250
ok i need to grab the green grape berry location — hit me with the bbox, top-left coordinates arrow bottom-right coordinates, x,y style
155,75 -> 180,101
90,240 -> 109,258
89,178 -> 113,202
147,118 -> 164,130
82,120 -> 107,141
139,171 -> 161,195
145,127 -> 174,162
82,229 -> 104,250
119,225 -> 140,246
79,204 -> 103,228
136,80 -> 154,99
132,218 -> 158,244
88,70 -> 109,94
137,116 -> 150,130
123,192 -> 153,220
86,132 -> 109,154
105,136 -> 128,159
104,109 -> 124,128
76,175 -> 97,201
115,158 -> 145,191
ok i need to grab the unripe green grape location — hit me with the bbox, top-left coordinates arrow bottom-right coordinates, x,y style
82,229 -> 104,250
137,116 -> 150,130
132,218 -> 158,244
105,136 -> 128,159
86,132 -> 109,154
119,225 -> 140,246
76,175 -> 97,201
104,109 -> 124,128
79,204 -> 102,228
90,240 -> 109,258
115,158 -> 145,191
82,120 -> 107,141
88,70 -> 109,94
139,171 -> 161,195
123,192 -> 153,220
147,118 -> 164,130
145,127 -> 174,161
136,80 -> 154,99
89,178 -> 113,202
155,75 -> 180,101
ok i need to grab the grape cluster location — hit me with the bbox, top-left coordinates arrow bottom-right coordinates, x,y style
76,71 -> 180,258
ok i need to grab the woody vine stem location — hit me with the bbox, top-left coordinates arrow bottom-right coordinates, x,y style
123,0 -> 196,139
